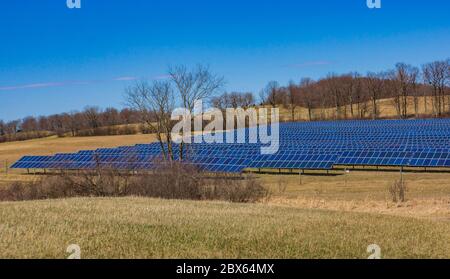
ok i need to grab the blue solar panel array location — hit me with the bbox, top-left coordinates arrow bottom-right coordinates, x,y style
11,119 -> 450,173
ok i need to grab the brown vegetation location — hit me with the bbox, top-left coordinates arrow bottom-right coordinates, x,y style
0,163 -> 268,203
388,180 -> 408,203
0,107 -> 145,143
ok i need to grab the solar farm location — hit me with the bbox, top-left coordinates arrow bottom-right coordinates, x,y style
10,119 -> 450,173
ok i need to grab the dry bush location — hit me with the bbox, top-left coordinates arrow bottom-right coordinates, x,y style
139,123 -> 156,134
276,177 -> 288,194
0,131 -> 54,143
0,177 -> 75,201
126,164 -> 269,202
126,163 -> 205,200
203,173 -> 270,203
388,180 -> 407,203
0,163 -> 269,203
75,125 -> 139,137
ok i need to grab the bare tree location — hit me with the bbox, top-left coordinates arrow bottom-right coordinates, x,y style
287,80 -> 298,121
83,106 -> 102,129
423,60 -> 448,116
325,74 -> 343,119
446,59 -> 450,111
365,72 -> 385,120
210,93 -> 227,110
65,111 -> 84,136
0,120 -> 5,136
102,107 -> 120,126
126,80 -> 175,161
391,63 -> 419,118
340,74 -> 357,119
119,108 -> 141,124
298,78 -> 315,121
241,92 -> 255,108
351,73 -> 365,118
260,81 -> 280,108
21,116 -> 39,132
6,120 -> 20,135
409,67 -> 420,117
168,65 -> 225,160
168,65 -> 225,112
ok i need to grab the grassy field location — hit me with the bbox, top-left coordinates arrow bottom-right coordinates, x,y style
260,170 -> 450,220
1,128 -> 450,258
1,197 -> 449,259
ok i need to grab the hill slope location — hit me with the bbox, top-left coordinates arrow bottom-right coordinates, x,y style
0,197 -> 449,259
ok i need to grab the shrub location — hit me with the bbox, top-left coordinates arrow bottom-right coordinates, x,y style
74,125 -> 140,137
0,131 -> 55,143
0,163 -> 269,203
388,180 -> 407,203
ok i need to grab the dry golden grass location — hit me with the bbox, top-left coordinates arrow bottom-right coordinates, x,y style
259,170 -> 450,220
277,96 -> 435,121
1,197 -> 449,259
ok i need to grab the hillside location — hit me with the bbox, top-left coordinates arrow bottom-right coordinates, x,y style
277,96 -> 438,122
1,197 -> 449,259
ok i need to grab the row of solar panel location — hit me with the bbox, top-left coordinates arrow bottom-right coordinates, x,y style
14,154 -> 450,170
11,119 -> 450,172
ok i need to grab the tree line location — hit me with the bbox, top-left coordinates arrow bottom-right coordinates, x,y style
0,107 -> 145,143
255,59 -> 449,120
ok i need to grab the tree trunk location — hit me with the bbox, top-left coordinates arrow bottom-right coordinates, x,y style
372,98 -> 377,120
414,96 -> 419,118
424,95 -> 427,114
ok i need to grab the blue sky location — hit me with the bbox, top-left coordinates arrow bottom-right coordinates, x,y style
0,0 -> 449,121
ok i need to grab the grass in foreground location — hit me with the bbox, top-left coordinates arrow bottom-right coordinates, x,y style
0,197 -> 449,259
259,171 -> 450,220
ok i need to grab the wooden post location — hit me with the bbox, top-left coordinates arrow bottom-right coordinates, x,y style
344,168 -> 347,187
299,169 -> 302,185
4,160 -> 7,175
400,166 -> 404,187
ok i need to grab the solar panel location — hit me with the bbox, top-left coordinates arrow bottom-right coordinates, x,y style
11,119 -> 450,173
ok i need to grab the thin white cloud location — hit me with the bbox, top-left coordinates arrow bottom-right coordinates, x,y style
0,75 -> 149,92
0,82 -> 64,91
